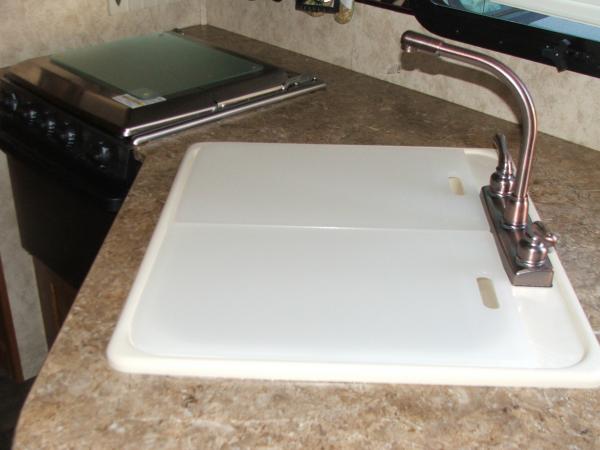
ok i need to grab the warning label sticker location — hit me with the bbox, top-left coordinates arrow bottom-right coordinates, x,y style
113,94 -> 166,109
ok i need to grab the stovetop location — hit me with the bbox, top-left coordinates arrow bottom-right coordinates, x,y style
4,31 -> 324,141
52,32 -> 266,101
0,30 -> 324,186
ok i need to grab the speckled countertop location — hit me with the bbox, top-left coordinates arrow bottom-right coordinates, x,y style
13,26 -> 600,449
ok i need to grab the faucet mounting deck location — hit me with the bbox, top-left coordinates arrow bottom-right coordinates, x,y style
401,31 -> 556,287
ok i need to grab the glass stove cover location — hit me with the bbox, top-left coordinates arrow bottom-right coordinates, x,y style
51,33 -> 265,100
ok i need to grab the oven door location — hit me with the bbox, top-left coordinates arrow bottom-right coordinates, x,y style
1,127 -> 139,345
6,151 -> 122,289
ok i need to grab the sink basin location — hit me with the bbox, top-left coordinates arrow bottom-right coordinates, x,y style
108,142 -> 600,388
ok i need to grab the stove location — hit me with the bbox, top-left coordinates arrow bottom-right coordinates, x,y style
0,30 -> 324,346
0,30 -> 325,188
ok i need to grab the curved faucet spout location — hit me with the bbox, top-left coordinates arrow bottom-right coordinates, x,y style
401,30 -> 536,228
401,31 -> 557,287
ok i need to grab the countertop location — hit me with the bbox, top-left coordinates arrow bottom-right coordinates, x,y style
14,26 -> 600,449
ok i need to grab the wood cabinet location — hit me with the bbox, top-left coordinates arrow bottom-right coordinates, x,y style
0,256 -> 23,382
32,258 -> 77,348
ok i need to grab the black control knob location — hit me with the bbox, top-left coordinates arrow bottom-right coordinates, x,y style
59,123 -> 78,149
1,91 -> 18,113
90,141 -> 113,166
20,104 -> 39,125
40,116 -> 57,136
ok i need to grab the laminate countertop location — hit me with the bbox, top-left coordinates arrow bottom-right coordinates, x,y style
13,26 -> 600,449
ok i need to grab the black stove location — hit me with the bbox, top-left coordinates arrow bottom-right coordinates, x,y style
0,30 -> 325,346
0,30 -> 324,192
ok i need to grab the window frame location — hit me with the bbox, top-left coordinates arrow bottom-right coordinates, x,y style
355,0 -> 600,77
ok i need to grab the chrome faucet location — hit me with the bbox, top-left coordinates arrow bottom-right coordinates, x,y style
401,31 -> 557,287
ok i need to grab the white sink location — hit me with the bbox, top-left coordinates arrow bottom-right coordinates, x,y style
108,142 -> 600,388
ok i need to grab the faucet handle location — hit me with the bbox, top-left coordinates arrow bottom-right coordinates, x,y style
516,221 -> 559,268
534,221 -> 558,248
489,134 -> 516,197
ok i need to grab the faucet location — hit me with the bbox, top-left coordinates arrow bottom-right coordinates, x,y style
400,31 -> 557,287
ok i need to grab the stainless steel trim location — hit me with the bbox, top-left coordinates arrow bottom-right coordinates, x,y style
6,32 -> 292,137
132,80 -> 326,146
122,105 -> 218,137
7,56 -> 130,133
216,85 -> 285,109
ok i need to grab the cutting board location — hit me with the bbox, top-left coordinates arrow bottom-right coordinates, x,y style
108,142 -> 600,388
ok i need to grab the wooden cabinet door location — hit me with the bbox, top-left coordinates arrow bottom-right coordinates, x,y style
32,257 -> 77,348
0,255 -> 23,382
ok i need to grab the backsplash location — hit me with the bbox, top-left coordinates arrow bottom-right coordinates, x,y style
0,0 -> 206,67
206,0 -> 600,152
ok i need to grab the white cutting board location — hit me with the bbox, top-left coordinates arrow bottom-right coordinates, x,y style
108,142 -> 600,388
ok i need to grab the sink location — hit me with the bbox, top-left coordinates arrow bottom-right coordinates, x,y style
107,142 -> 600,388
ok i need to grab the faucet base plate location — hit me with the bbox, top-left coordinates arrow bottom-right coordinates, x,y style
481,186 -> 554,287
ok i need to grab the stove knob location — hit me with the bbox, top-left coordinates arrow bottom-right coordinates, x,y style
91,141 -> 113,166
20,104 -> 39,125
2,91 -> 18,113
59,123 -> 78,148
41,116 -> 57,136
